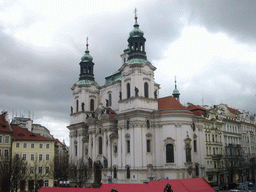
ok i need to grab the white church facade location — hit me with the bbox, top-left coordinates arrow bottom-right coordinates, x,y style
67,13 -> 205,184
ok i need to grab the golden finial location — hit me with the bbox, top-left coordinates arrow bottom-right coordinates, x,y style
134,8 -> 138,22
86,37 -> 89,49
175,76 -> 177,89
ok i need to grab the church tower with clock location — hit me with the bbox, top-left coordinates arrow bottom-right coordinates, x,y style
68,10 -> 205,186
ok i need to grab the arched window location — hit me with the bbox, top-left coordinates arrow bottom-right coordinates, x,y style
99,137 -> 102,155
127,140 -> 130,153
144,82 -> 149,98
109,94 -> 112,106
126,166 -> 130,179
194,140 -> 197,152
127,120 -> 129,129
76,100 -> 79,112
146,120 -> 150,129
147,140 -> 151,152
185,144 -> 191,163
127,83 -> 130,98
90,99 -> 94,111
114,167 -> 117,178
88,66 -> 91,74
166,144 -> 174,163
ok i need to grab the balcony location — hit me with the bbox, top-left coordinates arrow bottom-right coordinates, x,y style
212,154 -> 223,160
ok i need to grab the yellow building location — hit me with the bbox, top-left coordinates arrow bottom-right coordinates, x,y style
0,113 -> 13,191
12,125 -> 55,191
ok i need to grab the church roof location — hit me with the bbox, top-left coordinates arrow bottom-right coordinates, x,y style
127,58 -> 148,65
12,125 -> 55,141
187,105 -> 207,117
105,71 -> 122,85
158,96 -> 191,114
76,79 -> 99,86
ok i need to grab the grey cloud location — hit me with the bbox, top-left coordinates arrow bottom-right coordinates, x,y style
186,0 -> 256,44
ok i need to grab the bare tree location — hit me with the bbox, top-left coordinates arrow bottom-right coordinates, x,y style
223,144 -> 245,183
69,157 -> 92,188
27,153 -> 54,192
0,156 -> 11,192
54,153 -> 69,184
0,155 -> 29,192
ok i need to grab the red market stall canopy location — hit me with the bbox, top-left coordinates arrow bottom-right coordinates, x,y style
39,178 -> 214,192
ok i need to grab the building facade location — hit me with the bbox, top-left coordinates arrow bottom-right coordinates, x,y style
12,125 -> 55,191
68,14 -> 205,185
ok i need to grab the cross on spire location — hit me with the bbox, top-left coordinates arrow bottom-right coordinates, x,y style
134,8 -> 138,22
86,37 -> 89,50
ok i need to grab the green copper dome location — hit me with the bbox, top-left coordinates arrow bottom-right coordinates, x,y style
173,88 -> 180,95
81,49 -> 93,62
129,22 -> 144,37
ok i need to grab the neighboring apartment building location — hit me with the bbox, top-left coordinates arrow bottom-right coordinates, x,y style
0,112 -> 13,191
12,117 -> 54,139
12,125 -> 55,191
187,104 -> 224,184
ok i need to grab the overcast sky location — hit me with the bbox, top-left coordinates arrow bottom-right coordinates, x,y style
1,0 -> 256,145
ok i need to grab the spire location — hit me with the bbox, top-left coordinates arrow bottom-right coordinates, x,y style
86,37 -> 89,52
134,8 -> 138,23
127,8 -> 147,62
79,37 -> 95,81
172,76 -> 180,101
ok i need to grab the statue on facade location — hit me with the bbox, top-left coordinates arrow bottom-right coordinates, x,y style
71,106 -> 73,114
185,144 -> 191,163
81,102 -> 85,111
135,87 -> 139,97
154,90 -> 157,99
104,157 -> 108,168
119,91 -> 122,100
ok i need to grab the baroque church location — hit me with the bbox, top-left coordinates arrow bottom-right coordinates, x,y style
67,12 -> 205,184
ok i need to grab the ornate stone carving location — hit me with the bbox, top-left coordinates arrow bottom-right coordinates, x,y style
164,137 -> 175,145
125,133 -> 130,138
146,132 -> 152,137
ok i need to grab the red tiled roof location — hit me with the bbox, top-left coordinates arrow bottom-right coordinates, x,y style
187,105 -> 207,111
55,139 -> 65,147
227,107 -> 241,115
12,125 -> 55,141
39,178 -> 214,192
0,114 -> 12,133
187,105 -> 207,117
158,96 -> 191,114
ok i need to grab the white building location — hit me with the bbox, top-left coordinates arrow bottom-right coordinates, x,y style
67,14 -> 205,184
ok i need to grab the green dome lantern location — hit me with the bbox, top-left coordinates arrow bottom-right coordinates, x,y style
79,37 -> 95,82
127,8 -> 147,62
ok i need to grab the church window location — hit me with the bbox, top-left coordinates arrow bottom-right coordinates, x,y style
99,137 -> 102,155
127,140 -> 130,153
194,140 -> 197,152
212,135 -> 214,142
185,144 -> 191,163
126,166 -> 130,179
88,66 -> 91,74
166,144 -> 174,163
127,120 -> 129,129
114,145 -> 118,154
109,93 -> 112,106
144,82 -> 149,98
114,167 -> 117,178
147,140 -> 151,152
75,145 -> 77,156
90,99 -> 94,111
76,100 -> 79,112
146,120 -> 150,128
127,83 -> 130,98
